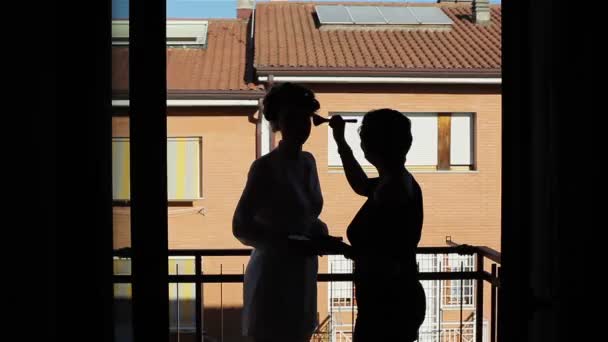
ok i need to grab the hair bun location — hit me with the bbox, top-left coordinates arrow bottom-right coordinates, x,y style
262,83 -> 319,123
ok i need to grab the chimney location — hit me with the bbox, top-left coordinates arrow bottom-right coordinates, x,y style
472,0 -> 491,24
237,0 -> 254,20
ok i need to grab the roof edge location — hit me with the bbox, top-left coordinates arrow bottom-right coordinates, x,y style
112,89 -> 265,100
255,67 -> 502,79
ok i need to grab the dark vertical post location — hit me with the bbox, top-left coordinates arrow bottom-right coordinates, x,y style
129,0 -> 168,341
476,254 -> 484,342
195,255 -> 203,342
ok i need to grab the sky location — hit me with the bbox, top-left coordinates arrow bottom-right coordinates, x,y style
112,0 -> 501,19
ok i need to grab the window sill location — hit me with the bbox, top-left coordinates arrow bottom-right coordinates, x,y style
113,198 -> 204,207
441,305 -> 476,310
327,167 -> 479,175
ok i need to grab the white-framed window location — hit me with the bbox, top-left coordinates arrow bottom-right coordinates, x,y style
112,137 -> 203,200
327,112 -> 475,171
416,254 -> 441,340
112,20 -> 209,48
416,253 -> 477,342
113,256 -> 132,299
112,256 -> 202,333
450,113 -> 474,168
328,255 -> 356,310
113,257 -> 133,342
168,256 -> 198,333
441,254 -> 475,308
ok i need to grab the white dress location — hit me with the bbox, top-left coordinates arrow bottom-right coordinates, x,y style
233,147 -> 325,340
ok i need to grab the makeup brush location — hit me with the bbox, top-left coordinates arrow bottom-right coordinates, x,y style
312,114 -> 357,127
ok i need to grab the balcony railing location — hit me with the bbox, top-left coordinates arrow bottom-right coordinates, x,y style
113,240 -> 500,342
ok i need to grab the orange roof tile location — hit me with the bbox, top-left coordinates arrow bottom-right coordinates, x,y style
254,2 -> 501,76
112,19 -> 264,96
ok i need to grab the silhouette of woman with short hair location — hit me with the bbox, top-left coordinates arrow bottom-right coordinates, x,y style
330,109 -> 426,342
233,83 -> 329,342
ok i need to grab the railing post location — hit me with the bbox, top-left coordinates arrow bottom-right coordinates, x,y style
438,259 -> 443,342
220,264 -> 224,342
351,259 -> 355,336
460,261 -> 464,342
195,255 -> 202,342
476,253 -> 484,342
496,266 -> 502,342
491,264 -> 497,342
176,264 -> 180,342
